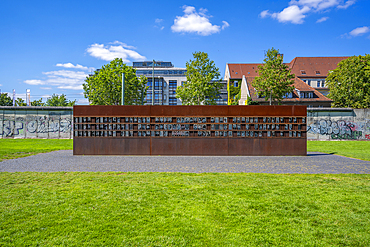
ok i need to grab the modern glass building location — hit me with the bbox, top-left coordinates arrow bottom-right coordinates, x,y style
133,61 -> 186,105
133,61 -> 227,105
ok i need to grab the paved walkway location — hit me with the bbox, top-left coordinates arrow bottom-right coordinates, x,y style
1,150 -> 370,173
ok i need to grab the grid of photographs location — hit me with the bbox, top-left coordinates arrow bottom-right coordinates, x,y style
74,116 -> 306,138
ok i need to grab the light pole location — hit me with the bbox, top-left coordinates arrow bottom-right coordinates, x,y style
152,60 -> 155,105
121,73 -> 125,105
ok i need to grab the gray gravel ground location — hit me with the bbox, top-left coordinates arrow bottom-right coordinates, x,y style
1,150 -> 370,173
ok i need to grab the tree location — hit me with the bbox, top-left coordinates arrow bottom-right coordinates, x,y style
176,51 -> 222,105
252,48 -> 295,105
246,96 -> 259,105
0,93 -> 13,106
83,58 -> 147,105
31,98 -> 45,106
15,98 -> 26,106
326,55 -> 370,108
46,94 -> 76,106
228,81 -> 241,105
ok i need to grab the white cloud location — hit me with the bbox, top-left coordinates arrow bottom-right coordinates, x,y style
24,79 -> 44,85
41,94 -> 52,99
289,0 -> 338,11
56,63 -> 89,70
222,21 -> 230,30
24,70 -> 88,91
171,5 -> 228,36
261,0 -> 355,24
349,26 -> 370,36
87,43 -> 146,62
260,10 -> 270,18
337,0 -> 356,9
316,16 -> 329,23
40,87 -> 52,90
271,5 -> 310,24
0,84 -> 2,87
109,41 -> 136,50
77,98 -> 89,104
154,18 -> 165,30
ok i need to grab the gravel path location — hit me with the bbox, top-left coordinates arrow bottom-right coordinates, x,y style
1,150 -> 370,173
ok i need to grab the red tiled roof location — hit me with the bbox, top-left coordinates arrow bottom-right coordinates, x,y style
228,64 -> 261,78
288,57 -> 349,78
245,76 -> 332,103
227,56 -> 349,79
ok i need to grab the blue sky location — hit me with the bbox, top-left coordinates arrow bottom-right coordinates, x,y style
0,0 -> 369,104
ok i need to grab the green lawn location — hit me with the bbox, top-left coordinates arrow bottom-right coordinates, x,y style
307,140 -> 370,161
0,139 -> 369,161
1,172 -> 369,246
0,139 -> 73,162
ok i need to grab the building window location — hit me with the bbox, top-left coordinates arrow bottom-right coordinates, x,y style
322,81 -> 325,87
169,97 -> 177,105
154,78 -> 163,90
146,93 -> 152,101
307,80 -> 311,86
169,80 -> 177,90
317,81 -> 321,87
147,79 -> 152,90
301,70 -> 306,75
234,81 -> 238,87
316,71 -> 320,75
284,92 -> 293,98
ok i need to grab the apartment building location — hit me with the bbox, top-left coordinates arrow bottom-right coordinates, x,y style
224,56 -> 349,107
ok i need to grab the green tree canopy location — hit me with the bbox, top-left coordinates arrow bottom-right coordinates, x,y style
31,98 -> 45,106
228,81 -> 241,105
83,58 -> 147,105
326,55 -> 370,108
176,51 -> 222,105
15,98 -> 26,106
0,93 -> 13,106
252,48 -> 295,105
46,94 -> 76,106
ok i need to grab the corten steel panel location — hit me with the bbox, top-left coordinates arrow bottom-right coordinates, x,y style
73,105 -> 307,156
74,105 -> 151,117
151,105 -> 184,116
227,138 -> 306,156
74,138 -> 151,155
151,138 -> 177,155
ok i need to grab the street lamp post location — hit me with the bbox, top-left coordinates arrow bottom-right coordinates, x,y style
121,73 -> 125,105
152,60 -> 155,105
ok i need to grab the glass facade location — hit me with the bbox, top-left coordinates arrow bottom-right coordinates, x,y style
169,97 -> 177,105
136,70 -> 186,76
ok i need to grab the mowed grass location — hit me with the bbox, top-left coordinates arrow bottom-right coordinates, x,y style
1,139 -> 369,161
0,139 -> 72,161
307,140 -> 370,161
1,172 -> 370,246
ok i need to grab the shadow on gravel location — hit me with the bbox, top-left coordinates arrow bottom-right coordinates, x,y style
307,152 -> 336,156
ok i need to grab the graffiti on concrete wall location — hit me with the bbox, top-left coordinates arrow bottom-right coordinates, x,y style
308,119 -> 370,140
0,115 -> 72,138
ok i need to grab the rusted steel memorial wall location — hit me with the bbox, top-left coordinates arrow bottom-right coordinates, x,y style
73,105 -> 307,156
